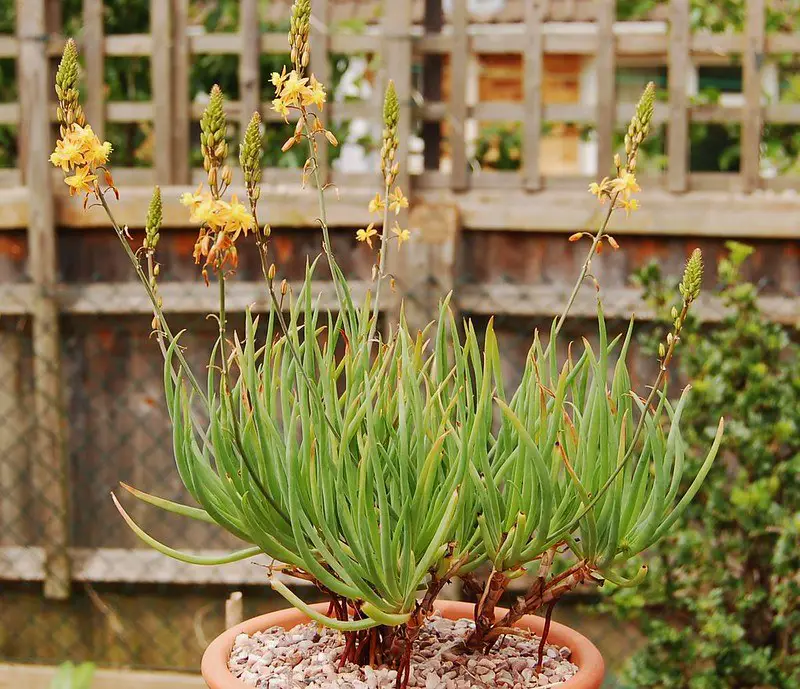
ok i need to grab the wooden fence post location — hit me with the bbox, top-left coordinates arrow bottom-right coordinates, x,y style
449,0 -> 469,191
522,0 -> 544,191
595,0 -> 616,177
742,0 -> 765,192
151,0 -> 174,184
172,0 -> 191,184
421,0 -> 444,171
667,0 -> 690,193
239,0 -> 261,140
17,0 -> 71,599
82,0 -> 105,141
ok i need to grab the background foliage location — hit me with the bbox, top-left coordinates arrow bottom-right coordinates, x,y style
607,243 -> 799,689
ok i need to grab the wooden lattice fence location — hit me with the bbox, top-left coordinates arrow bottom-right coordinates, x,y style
0,0 -> 798,605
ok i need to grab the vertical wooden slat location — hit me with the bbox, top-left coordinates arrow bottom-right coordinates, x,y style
450,0 -> 469,190
172,0 -> 191,184
742,0 -> 765,192
667,0 -> 690,192
151,0 -> 174,183
595,0 -> 615,177
17,0 -> 70,599
523,0 -> 545,191
239,0 -> 261,137
311,0 -> 331,184
421,0 -> 443,171
82,0 -> 105,140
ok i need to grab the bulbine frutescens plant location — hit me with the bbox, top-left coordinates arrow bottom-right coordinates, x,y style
51,1 -> 723,680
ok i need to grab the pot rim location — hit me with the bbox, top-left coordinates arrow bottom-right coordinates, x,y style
202,600 -> 605,689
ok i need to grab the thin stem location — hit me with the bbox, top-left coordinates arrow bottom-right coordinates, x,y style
146,252 -> 167,359
96,186 -> 207,403
369,182 -> 392,342
552,191 -> 620,342
217,269 -> 228,381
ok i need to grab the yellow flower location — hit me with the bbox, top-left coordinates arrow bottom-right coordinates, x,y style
271,67 -> 288,91
392,223 -> 410,246
304,74 -> 326,110
388,187 -> 409,215
187,195 -> 222,228
83,137 -> 113,168
279,71 -> 310,107
611,172 -> 640,199
220,196 -> 255,238
64,165 -> 97,196
50,136 -> 84,171
620,198 -> 639,217
272,97 -> 289,121
356,223 -> 378,248
368,193 -> 385,215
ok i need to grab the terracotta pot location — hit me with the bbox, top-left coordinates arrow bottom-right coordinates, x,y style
202,600 -> 605,689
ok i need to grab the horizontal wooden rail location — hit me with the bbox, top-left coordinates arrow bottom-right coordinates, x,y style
0,664 -> 203,689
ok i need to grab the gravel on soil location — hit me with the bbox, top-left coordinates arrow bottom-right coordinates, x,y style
229,612 -> 579,689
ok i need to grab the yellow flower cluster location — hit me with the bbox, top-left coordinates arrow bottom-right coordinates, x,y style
180,186 -> 255,277
357,187 -> 411,248
589,172 -> 640,216
271,67 -> 326,120
50,123 -> 113,196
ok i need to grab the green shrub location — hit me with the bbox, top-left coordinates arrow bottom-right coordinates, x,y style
612,242 -> 799,689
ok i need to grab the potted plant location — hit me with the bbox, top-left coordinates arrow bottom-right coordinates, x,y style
50,2 -> 723,687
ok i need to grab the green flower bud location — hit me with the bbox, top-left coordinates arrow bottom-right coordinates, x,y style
625,81 -> 655,172
381,81 -> 400,185
55,38 -> 85,128
680,248 -> 703,304
240,112 -> 263,192
144,186 -> 162,251
200,85 -> 228,171
289,0 -> 311,73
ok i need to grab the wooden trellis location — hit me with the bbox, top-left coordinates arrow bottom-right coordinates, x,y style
0,0 -> 798,599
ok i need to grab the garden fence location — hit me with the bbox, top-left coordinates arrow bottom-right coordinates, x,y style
0,0 -> 798,674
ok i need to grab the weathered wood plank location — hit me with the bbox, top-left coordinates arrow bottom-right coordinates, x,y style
82,0 -> 105,140
595,0 -> 616,177
150,0 -> 174,183
172,0 -> 191,184
17,0 -> 71,600
0,546 -> 316,586
449,0 -> 469,191
742,0 -> 765,192
522,0 -> 545,191
458,284 -> 799,324
667,0 -> 690,192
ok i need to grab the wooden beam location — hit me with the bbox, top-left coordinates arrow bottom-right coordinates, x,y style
667,0 -> 690,192
82,0 -> 105,140
0,664 -> 204,689
0,546 -> 317,586
151,0 -> 174,183
741,0 -> 765,192
17,0 -> 71,600
522,0 -> 544,191
458,284 -> 799,324
449,0 -> 469,191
